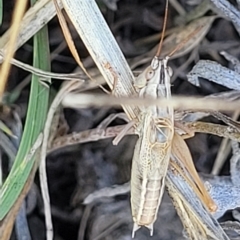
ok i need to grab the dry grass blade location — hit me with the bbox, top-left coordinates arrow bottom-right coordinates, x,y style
53,0 -> 92,81
176,0 -> 211,24
209,0 -> 240,35
166,171 -> 229,240
204,143 -> 240,221
62,0 -> 139,121
175,90 -> 240,122
0,53 -> 86,81
83,182 -> 130,205
163,16 -> 216,58
169,0 -> 186,16
211,111 -> 240,175
62,92 -> 240,112
0,0 -> 62,52
211,112 -> 240,131
221,221 -> 240,239
187,60 -> 240,89
0,0 -> 28,100
40,80 -> 83,240
131,16 -> 216,69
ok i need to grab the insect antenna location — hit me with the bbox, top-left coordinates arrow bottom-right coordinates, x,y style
156,0 -> 169,58
168,25 -> 203,58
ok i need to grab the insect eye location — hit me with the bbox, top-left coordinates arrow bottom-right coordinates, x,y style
167,66 -> 173,77
145,68 -> 155,81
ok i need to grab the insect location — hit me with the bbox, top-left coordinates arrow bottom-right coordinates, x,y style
130,0 -> 216,236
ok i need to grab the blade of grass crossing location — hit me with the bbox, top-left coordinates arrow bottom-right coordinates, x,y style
0,4 -> 50,220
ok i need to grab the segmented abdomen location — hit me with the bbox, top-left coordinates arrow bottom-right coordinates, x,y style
131,168 -> 165,226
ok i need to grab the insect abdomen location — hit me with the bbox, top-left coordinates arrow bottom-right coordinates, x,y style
131,153 -> 166,236
132,176 -> 164,224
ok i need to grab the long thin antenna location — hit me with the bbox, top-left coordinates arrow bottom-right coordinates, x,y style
168,25 -> 203,58
156,0 -> 169,57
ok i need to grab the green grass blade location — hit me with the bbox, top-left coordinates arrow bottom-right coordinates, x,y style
0,21 -> 51,219
0,120 -> 15,137
0,0 -> 2,26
